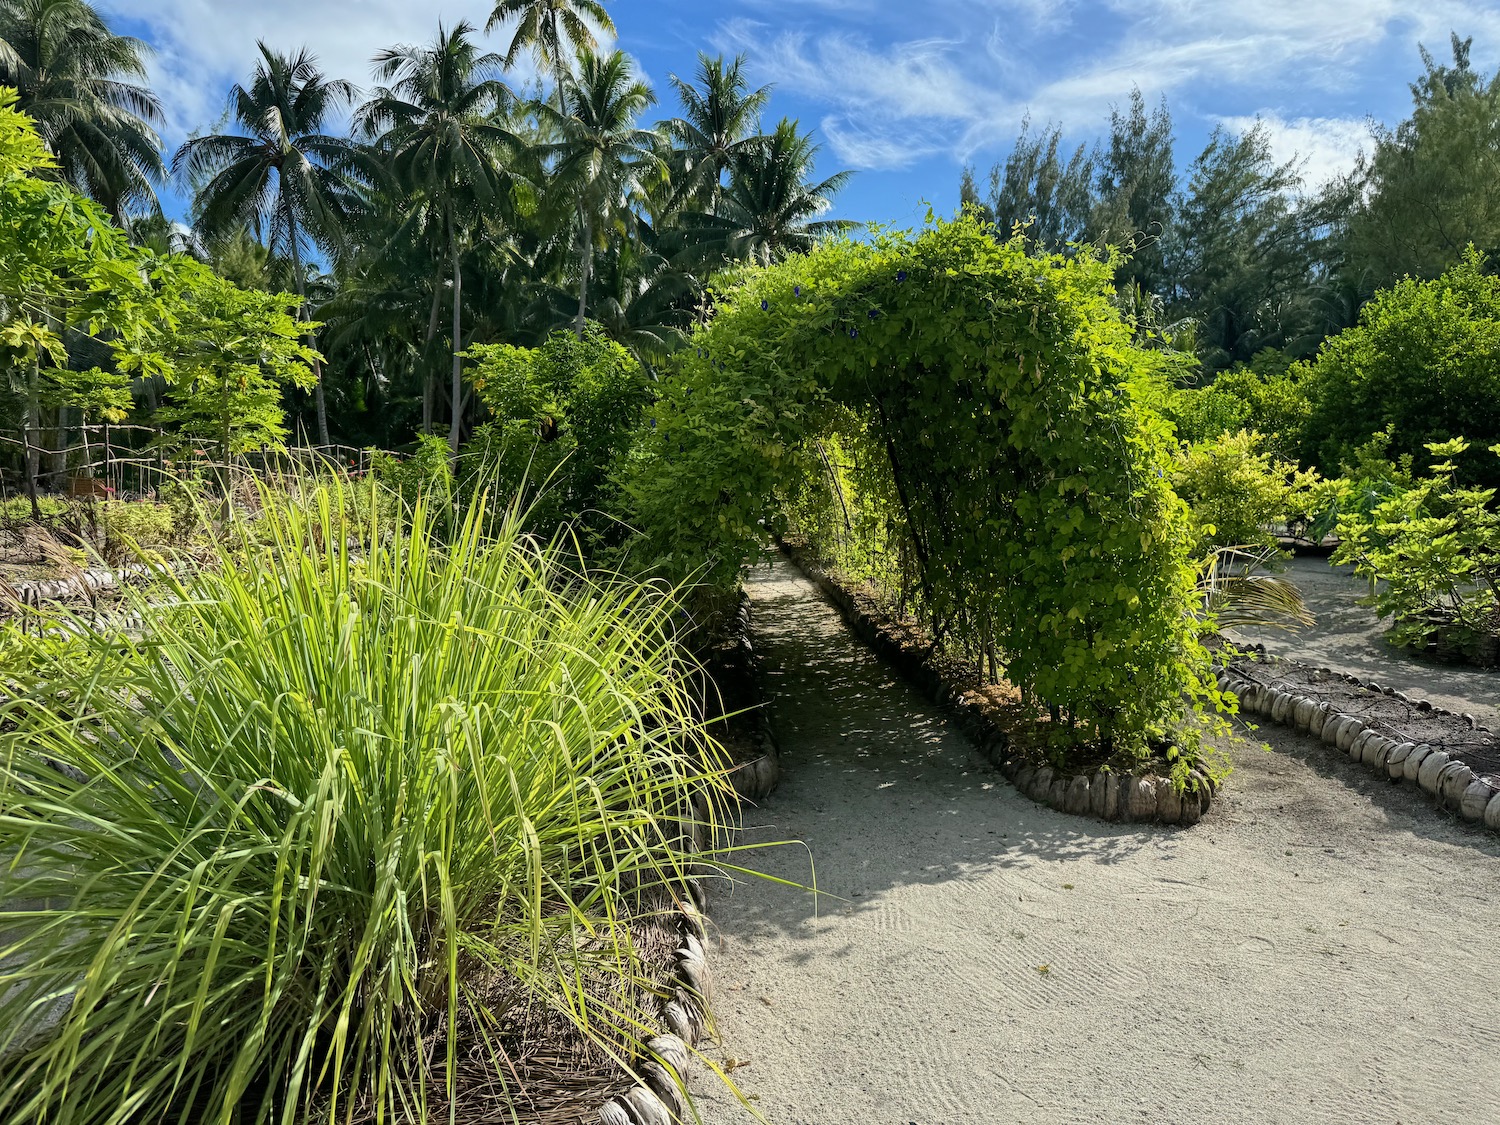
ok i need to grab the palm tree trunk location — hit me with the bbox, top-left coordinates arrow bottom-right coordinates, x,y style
448,234 -> 464,455
422,282 -> 442,435
284,207 -> 330,448
575,208 -> 593,337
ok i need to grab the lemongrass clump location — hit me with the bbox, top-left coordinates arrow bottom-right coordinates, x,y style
0,481 -> 732,1125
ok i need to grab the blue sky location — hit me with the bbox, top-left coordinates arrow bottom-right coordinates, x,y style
102,0 -> 1500,227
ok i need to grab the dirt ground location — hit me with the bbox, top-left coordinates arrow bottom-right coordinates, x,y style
1230,555 -> 1499,728
690,556 -> 1500,1125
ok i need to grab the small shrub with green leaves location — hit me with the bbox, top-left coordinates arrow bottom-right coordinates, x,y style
96,499 -> 175,559
0,483 -> 731,1124
1169,429 -> 1320,556
465,324 -> 648,542
1334,438 -> 1500,646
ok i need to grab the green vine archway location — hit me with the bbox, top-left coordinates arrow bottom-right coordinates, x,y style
627,215 -> 1221,761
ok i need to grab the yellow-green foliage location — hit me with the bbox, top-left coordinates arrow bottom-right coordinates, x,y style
1170,430 -> 1320,555
465,324 -> 647,541
626,213 -> 1223,759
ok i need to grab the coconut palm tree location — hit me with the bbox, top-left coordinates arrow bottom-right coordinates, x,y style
356,20 -> 521,452
681,117 -> 853,266
487,0 -> 613,98
173,43 -> 365,447
663,52 -> 770,211
0,0 -> 163,217
541,48 -> 662,336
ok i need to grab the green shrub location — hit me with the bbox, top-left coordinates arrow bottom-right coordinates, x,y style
0,483 -> 729,1124
464,324 -> 648,543
1169,430 -> 1319,555
97,499 -> 175,558
1168,350 -> 1309,461
1333,437 -> 1500,645
1300,248 -> 1500,487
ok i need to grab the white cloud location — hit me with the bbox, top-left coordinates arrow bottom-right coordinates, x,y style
100,1 -> 566,145
713,0 -> 1500,172
1220,113 -> 1371,189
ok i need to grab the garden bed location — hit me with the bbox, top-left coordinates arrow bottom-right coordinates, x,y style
1390,610 -> 1500,669
777,539 -> 1216,826
1221,644 -> 1500,831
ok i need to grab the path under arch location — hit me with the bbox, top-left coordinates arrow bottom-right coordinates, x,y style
693,555 -> 1500,1124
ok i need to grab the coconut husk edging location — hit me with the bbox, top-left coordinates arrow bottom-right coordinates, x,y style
1220,647 -> 1500,834
775,540 -> 1216,827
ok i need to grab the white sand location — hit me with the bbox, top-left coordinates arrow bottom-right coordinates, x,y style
689,557 -> 1500,1125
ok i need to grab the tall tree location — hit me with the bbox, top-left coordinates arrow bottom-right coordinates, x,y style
1172,121 -> 1311,371
981,114 -> 1094,253
174,43 -> 363,447
542,47 -> 661,335
357,20 -> 519,452
681,117 -> 852,267
488,0 -> 613,97
663,52 -> 770,211
1092,88 -> 1176,295
0,0 -> 163,217
1346,33 -> 1500,286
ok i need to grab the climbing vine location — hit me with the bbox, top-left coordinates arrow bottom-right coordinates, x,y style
625,214 -> 1224,762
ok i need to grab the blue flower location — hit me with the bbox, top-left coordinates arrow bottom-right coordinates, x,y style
849,328 -> 859,339
896,270 -> 908,282
650,418 -> 657,429
794,285 -> 802,296
867,309 -> 879,320
761,299 -> 769,311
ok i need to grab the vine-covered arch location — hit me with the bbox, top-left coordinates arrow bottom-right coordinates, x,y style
629,215 -> 1216,757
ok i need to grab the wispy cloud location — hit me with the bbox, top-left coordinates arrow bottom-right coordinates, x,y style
103,0 -> 549,145
713,0 -> 1500,171
1220,114 -> 1371,189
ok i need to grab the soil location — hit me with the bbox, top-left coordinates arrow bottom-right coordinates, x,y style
1230,555 -> 1500,728
690,554 -> 1500,1125
1229,654 -> 1500,785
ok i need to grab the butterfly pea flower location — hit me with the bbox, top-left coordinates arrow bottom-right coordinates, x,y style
761,299 -> 769,311
794,285 -> 802,296
896,270 -> 908,282
867,309 -> 879,320
849,328 -> 859,339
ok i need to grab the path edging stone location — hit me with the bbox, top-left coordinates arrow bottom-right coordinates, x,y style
1218,652 -> 1500,835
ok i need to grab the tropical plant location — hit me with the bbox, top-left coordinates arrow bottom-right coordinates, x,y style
663,52 -> 770,211
357,20 -> 522,452
1298,247 -> 1500,488
152,266 -> 319,453
0,0 -> 163,217
487,0 -> 614,97
0,482 -> 730,1124
1334,437 -> 1500,648
680,118 -> 853,267
466,321 -> 646,538
0,89 -> 165,517
542,48 -> 662,334
1196,544 -> 1313,631
174,42 -> 364,446
1169,429 -> 1320,555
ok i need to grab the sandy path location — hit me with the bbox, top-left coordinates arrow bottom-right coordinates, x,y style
1230,556 -> 1499,727
691,557 -> 1500,1125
